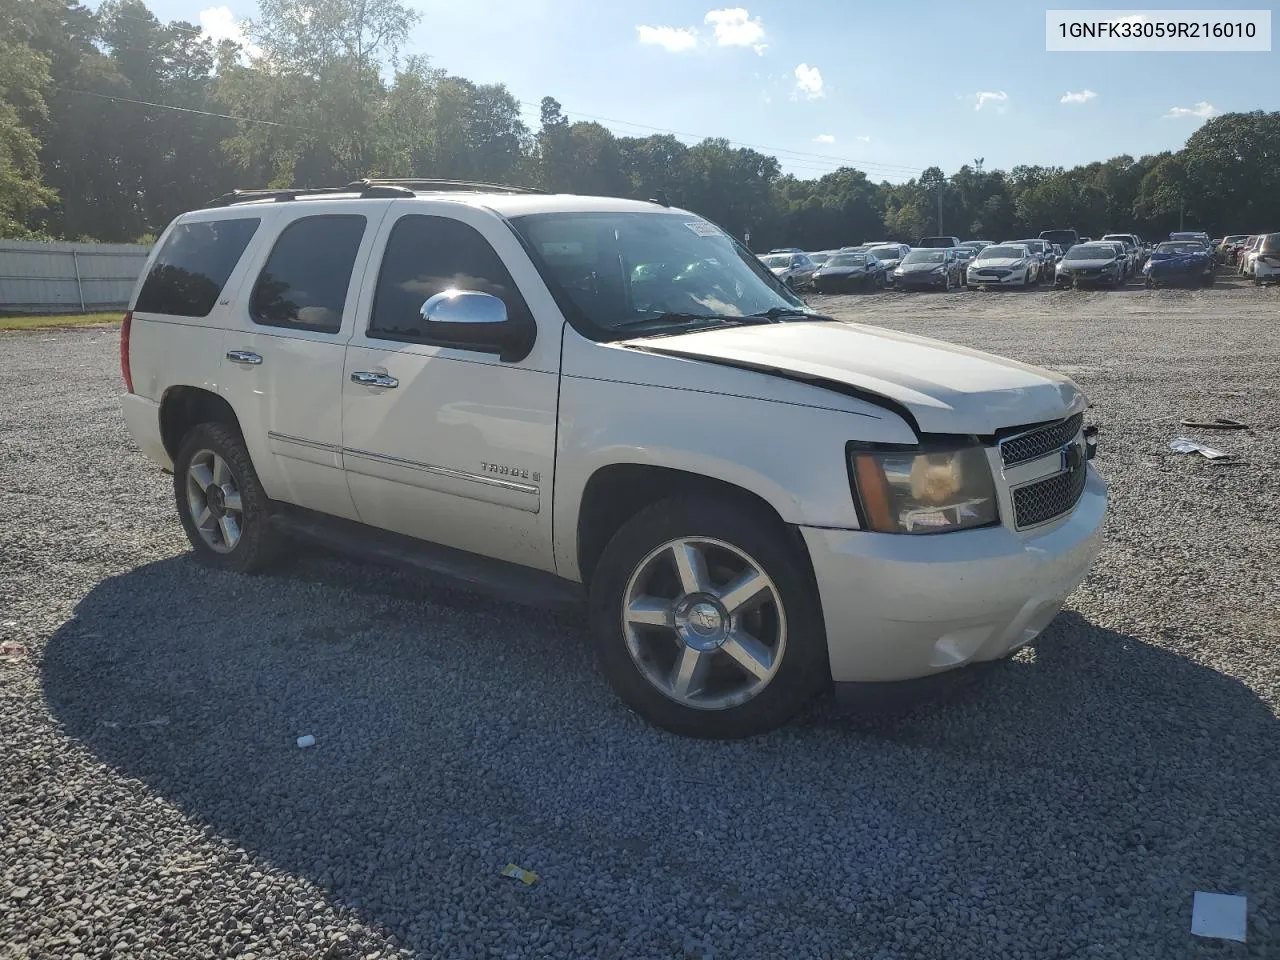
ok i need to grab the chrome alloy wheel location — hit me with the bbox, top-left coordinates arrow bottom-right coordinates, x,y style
621,537 -> 787,710
185,449 -> 244,553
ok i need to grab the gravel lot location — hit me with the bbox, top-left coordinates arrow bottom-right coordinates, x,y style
2,279 -> 1278,959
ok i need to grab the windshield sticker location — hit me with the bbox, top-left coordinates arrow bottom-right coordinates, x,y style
684,221 -> 723,238
541,241 -> 583,256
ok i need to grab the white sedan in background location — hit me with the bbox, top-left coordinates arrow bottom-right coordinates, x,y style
965,244 -> 1036,289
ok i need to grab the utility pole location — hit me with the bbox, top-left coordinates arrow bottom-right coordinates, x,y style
937,184 -> 944,235
1179,197 -> 1185,231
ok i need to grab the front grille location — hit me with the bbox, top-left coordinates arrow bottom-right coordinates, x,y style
999,413 -> 1084,467
1012,456 -> 1088,528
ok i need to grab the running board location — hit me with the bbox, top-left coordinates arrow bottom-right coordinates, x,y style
268,503 -> 585,611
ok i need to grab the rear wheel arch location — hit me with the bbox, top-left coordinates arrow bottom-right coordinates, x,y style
575,463 -> 814,591
159,386 -> 243,462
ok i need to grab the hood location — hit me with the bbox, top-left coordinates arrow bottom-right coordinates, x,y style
621,321 -> 1084,435
972,256 -> 1025,269
767,265 -> 789,275
897,261 -> 945,273
1147,252 -> 1207,272
1061,257 -> 1115,269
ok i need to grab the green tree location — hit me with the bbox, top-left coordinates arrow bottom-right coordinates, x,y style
0,0 -> 58,236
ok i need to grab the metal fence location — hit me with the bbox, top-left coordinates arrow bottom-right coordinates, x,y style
0,239 -> 152,314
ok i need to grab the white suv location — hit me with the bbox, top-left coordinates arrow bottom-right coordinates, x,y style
119,179 -> 1108,739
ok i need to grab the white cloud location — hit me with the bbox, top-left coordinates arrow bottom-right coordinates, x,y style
793,63 -> 824,99
636,24 -> 698,52
752,43 -> 768,55
704,8 -> 765,48
856,135 -> 872,142
973,90 -> 1007,112
1106,13 -> 1148,27
199,6 -> 261,57
1061,89 -> 1097,104
813,133 -> 835,143
1165,100 -> 1217,119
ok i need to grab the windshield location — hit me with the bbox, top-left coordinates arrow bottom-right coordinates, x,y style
1064,244 -> 1116,261
868,245 -> 901,260
508,211 -> 806,336
760,253 -> 790,268
902,250 -> 946,264
1101,235 -> 1130,244
826,253 -> 866,267
980,245 -> 1027,259
809,252 -> 831,265
1155,242 -> 1204,254
1039,231 -> 1077,246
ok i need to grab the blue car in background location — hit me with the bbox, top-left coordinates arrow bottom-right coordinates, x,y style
1142,240 -> 1216,288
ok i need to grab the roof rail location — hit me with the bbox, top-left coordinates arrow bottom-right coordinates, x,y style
205,177 -> 545,207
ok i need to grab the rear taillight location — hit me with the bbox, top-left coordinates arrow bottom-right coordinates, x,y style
120,310 -> 133,393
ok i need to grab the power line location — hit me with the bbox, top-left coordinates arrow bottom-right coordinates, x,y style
57,88 -> 327,133
518,100 -> 923,176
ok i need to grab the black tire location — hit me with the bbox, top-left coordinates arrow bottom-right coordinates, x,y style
173,422 -> 280,574
588,496 -> 829,739
1202,273 -> 1216,287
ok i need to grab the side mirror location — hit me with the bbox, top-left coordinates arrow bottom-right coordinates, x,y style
418,289 -> 534,362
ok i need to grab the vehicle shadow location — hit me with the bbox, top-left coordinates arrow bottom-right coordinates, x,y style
42,557 -> 1279,956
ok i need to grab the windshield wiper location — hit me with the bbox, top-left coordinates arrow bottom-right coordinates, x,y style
610,312 -> 777,331
744,306 -> 835,322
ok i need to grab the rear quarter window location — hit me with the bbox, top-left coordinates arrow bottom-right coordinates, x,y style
135,218 -> 261,318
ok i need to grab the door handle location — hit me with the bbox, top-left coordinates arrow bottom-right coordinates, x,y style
226,350 -> 262,365
350,371 -> 399,388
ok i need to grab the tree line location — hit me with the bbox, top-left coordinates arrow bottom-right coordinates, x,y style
3,0 -> 1278,249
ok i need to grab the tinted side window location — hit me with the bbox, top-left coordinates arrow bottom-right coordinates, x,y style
250,215 -> 367,334
369,215 -> 531,342
135,218 -> 260,318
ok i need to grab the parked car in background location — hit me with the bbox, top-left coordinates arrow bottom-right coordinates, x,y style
1168,231 -> 1211,247
959,240 -> 994,255
1251,232 -> 1280,285
840,244 -> 872,253
807,250 -> 838,268
1101,233 -> 1144,269
1096,238 -> 1135,277
1055,242 -> 1126,288
760,251 -> 818,289
866,243 -> 910,285
1096,240 -> 1133,279
1238,235 -> 1263,277
1141,240 -> 1216,288
1219,234 -> 1250,264
1008,239 -> 1055,281
966,243 -> 1037,289
1039,228 -> 1079,252
1078,236 -> 1093,244
811,250 -> 886,292
916,236 -> 962,248
1050,243 -> 1067,262
894,248 -> 964,290
768,247 -> 805,254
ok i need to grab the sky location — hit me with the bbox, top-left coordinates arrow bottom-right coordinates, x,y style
127,0 -> 1276,182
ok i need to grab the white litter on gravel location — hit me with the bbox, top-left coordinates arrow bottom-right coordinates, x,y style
1191,892 -> 1247,942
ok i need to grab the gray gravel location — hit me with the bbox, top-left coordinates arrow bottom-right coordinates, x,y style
2,281 -> 1279,959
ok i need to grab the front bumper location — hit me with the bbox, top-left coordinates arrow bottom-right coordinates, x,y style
801,467 -> 1107,684
968,269 -> 1026,286
1057,270 -> 1118,286
120,393 -> 172,470
895,272 -> 947,288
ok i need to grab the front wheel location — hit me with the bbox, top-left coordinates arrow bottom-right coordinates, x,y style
588,497 -> 829,739
174,422 -> 280,573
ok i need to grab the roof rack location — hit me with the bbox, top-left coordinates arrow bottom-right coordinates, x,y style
206,178 -> 546,208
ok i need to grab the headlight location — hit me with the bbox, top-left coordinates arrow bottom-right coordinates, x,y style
930,265 -> 945,274
849,445 -> 999,534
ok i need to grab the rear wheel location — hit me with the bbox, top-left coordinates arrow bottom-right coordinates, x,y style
174,422 -> 280,573
588,497 -> 828,739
